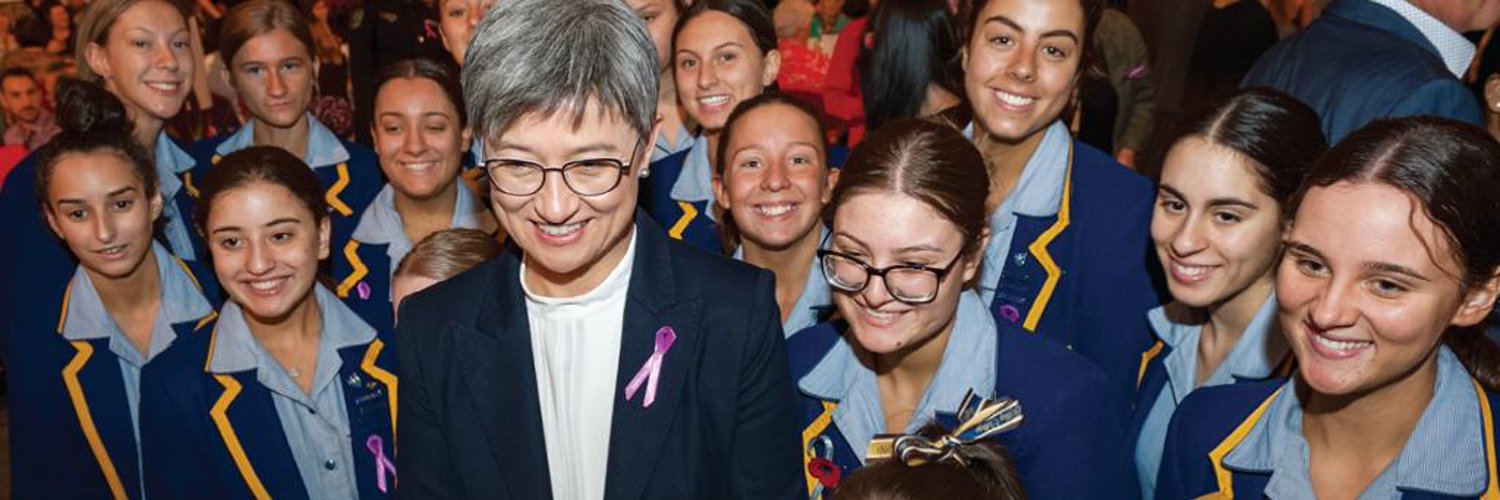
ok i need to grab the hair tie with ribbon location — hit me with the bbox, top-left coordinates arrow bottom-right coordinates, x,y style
865,389 -> 1024,467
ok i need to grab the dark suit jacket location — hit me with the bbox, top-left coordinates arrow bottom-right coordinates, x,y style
395,215 -> 805,499
1243,0 -> 1484,142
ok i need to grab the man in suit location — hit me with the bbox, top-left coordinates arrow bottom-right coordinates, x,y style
394,0 -> 805,498
1243,0 -> 1499,142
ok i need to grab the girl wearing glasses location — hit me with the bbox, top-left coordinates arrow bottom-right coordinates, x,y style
788,118 -> 1135,499
714,92 -> 838,335
1157,118 -> 1500,499
190,0 -> 382,262
140,146 -> 397,499
642,0 -> 779,253
959,0 -> 1162,415
331,58 -> 494,333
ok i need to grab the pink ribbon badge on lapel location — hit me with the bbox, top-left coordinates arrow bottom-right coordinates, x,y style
366,434 -> 397,492
624,326 -> 677,408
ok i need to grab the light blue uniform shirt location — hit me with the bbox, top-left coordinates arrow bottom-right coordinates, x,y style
799,291 -> 998,462
1224,346 -> 1488,498
215,113 -> 352,169
155,133 -> 198,261
732,226 -> 832,336
670,134 -> 717,222
652,122 -> 694,162
351,182 -> 486,285
1135,294 -> 1285,499
206,285 -> 375,499
964,121 -> 1070,306
60,242 -> 213,479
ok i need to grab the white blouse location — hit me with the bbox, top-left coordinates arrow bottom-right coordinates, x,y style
521,229 -> 637,500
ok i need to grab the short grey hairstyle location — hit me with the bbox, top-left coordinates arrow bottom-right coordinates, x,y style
463,0 -> 659,145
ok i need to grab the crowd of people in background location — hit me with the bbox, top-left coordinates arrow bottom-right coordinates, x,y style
0,0 -> 1498,498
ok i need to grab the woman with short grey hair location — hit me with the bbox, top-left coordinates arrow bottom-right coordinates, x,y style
395,0 -> 805,498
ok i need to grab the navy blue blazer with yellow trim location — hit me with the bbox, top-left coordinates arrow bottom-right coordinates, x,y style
639,148 -> 722,254
4,259 -> 217,500
985,139 -> 1163,417
1154,380 -> 1500,499
0,151 -> 215,342
394,213 -> 805,499
1242,0 -> 1484,142
188,136 -> 384,258
136,327 -> 399,499
332,239 -> 394,334
1127,341 -> 1294,458
788,320 -> 1138,499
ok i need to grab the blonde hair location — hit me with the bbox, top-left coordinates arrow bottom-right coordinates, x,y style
395,228 -> 501,282
74,0 -> 188,83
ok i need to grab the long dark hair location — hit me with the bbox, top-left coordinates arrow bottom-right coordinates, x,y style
1173,87 -> 1327,207
859,0 -> 963,133
1290,117 -> 1500,390
828,118 -> 990,255
34,78 -> 157,210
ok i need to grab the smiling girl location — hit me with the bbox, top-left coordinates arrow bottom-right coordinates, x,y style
140,146 -> 397,499
1158,117 -> 1500,499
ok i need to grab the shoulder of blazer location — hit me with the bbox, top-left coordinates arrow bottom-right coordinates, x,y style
1159,380 -> 1283,493
1067,141 -> 1156,219
996,326 -> 1119,415
141,324 -> 219,393
659,232 -> 769,302
397,251 -> 511,334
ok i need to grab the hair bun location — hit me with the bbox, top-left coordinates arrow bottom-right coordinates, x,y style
53,78 -> 133,136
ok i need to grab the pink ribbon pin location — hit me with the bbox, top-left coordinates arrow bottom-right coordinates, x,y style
366,434 -> 396,492
624,326 -> 677,408
356,281 -> 372,300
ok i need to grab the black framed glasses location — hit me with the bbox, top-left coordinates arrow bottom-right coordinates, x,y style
483,138 -> 645,197
817,249 -> 964,305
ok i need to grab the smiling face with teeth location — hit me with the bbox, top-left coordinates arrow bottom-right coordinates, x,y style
673,10 -> 780,135
229,29 -> 316,131
1278,182 -> 1494,398
1151,138 -> 1281,312
374,76 -> 469,202
830,191 -> 982,356
84,0 -> 193,135
714,102 -> 833,252
206,180 -> 332,328
961,0 -> 1083,145
487,103 -> 648,298
44,151 -> 164,282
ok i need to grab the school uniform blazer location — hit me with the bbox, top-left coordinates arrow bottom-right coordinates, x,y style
136,326 -> 398,499
640,147 -> 722,254
1154,380 -> 1500,499
394,214 -> 805,499
986,138 -> 1163,418
189,130 -> 384,256
1128,340 -> 1294,448
0,142 -> 213,342
788,321 -> 1139,499
1241,0 -> 1484,142
6,260 -> 217,499
334,240 -> 395,333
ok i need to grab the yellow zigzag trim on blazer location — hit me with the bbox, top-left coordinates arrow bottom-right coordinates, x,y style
801,401 -> 837,495
326,163 -> 354,216
183,172 -> 200,199
1138,341 -> 1164,388
337,241 -> 368,298
1022,146 -> 1074,332
62,341 -> 128,499
1474,379 -> 1499,498
362,339 -> 399,439
1201,386 -> 1283,499
669,201 -> 697,240
211,374 -> 270,500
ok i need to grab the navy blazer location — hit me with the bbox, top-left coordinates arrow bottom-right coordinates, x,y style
5,263 -> 216,499
788,321 -> 1138,499
1155,380 -> 1500,499
137,327 -> 398,499
1242,0 -> 1484,142
640,148 -> 722,254
394,214 -> 805,499
985,138 -> 1163,418
1126,340 -> 1293,464
332,239 -> 395,335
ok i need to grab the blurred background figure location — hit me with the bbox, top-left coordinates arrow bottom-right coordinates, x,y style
0,66 -> 56,150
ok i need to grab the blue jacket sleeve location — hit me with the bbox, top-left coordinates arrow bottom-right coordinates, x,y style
1015,366 -> 1141,499
1390,79 -> 1485,127
731,271 -> 806,500
393,299 -> 465,499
